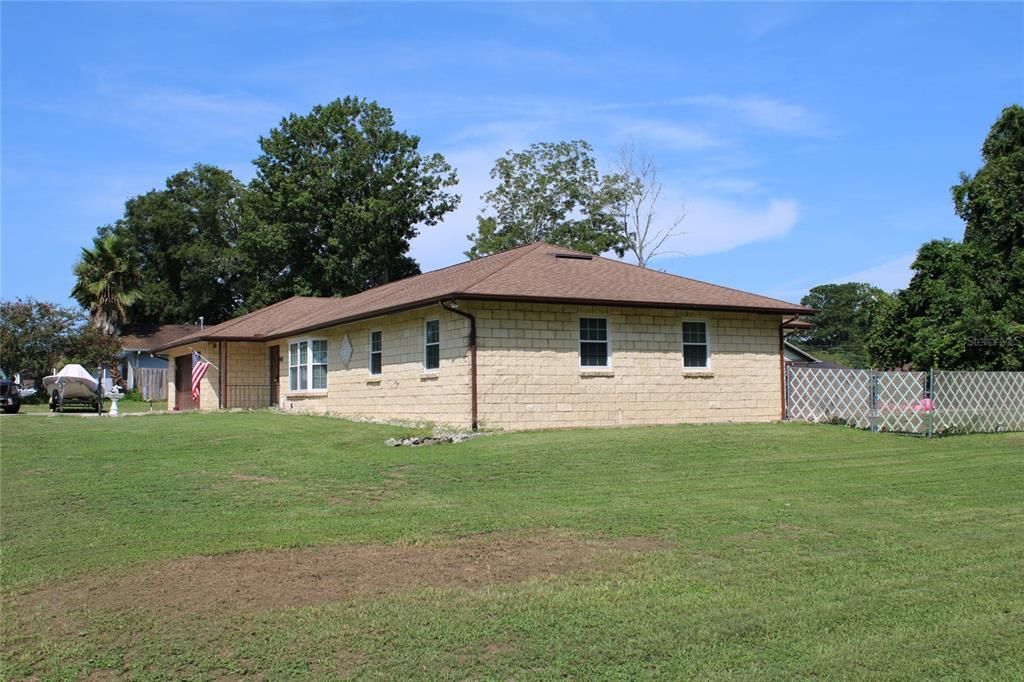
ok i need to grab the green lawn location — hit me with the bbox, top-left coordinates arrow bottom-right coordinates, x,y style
1,413 -> 1022,680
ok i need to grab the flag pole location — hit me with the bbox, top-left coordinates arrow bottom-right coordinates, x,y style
189,347 -> 220,371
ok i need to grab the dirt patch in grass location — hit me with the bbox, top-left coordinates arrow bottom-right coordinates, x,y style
22,533 -> 668,627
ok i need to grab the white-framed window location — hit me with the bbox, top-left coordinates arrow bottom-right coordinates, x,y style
289,338 -> 328,391
579,317 -> 610,367
369,330 -> 382,375
682,320 -> 710,369
424,319 -> 440,370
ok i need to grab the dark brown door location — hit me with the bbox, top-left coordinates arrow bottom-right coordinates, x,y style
268,346 -> 280,407
175,355 -> 195,411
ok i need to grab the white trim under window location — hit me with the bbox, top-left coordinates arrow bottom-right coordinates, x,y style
369,330 -> 383,376
288,338 -> 328,392
424,319 -> 440,371
681,319 -> 711,370
579,316 -> 611,368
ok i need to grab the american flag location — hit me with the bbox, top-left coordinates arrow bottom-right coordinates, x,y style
191,350 -> 211,403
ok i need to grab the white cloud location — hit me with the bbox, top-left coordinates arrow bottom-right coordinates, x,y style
645,194 -> 799,260
689,176 -> 761,195
38,83 -> 284,152
613,118 -> 719,150
681,94 -> 825,136
126,88 -> 276,117
120,87 -> 282,141
831,253 -> 917,293
410,107 -> 801,272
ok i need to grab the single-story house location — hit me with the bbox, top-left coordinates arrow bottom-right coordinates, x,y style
154,242 -> 814,430
119,324 -> 196,391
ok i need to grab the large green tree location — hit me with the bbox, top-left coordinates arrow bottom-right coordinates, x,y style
0,299 -> 120,384
102,164 -> 250,326
71,233 -> 140,335
867,105 -> 1024,370
247,97 -> 459,303
867,240 -> 1002,370
466,140 -> 632,258
796,283 -> 892,368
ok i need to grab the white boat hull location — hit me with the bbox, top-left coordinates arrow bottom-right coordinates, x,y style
43,376 -> 100,400
42,365 -> 102,411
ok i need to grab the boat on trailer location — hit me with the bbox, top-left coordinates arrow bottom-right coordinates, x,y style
43,364 -> 102,413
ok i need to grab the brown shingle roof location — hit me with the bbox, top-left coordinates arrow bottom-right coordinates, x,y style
154,242 -> 813,351
120,324 -> 198,351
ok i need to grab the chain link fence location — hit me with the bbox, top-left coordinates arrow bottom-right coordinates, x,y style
786,366 -> 1024,435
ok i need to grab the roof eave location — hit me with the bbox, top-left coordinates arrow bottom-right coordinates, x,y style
151,334 -> 269,353
154,293 -> 812,350
261,299 -> 447,341
455,293 -> 815,316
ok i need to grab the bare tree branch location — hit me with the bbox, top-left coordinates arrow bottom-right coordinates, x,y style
615,138 -> 686,268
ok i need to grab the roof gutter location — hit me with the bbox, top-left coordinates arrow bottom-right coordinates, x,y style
453,293 -> 815,317
779,315 -> 804,421
440,300 -> 477,431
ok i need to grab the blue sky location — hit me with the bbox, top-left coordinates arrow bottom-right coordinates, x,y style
3,2 -> 1022,310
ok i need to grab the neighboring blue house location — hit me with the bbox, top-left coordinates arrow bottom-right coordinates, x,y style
119,324 -> 195,394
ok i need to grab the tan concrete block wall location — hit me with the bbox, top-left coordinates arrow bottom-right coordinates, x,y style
470,301 -> 782,430
224,342 -> 268,408
168,301 -> 782,431
165,342 -> 221,411
274,307 -> 473,427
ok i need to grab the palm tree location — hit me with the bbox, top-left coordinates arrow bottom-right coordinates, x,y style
72,234 -> 140,336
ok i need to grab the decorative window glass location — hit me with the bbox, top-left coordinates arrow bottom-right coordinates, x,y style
424,320 -> 440,370
682,321 -> 710,368
369,331 -> 383,375
579,317 -> 609,367
288,339 -> 328,390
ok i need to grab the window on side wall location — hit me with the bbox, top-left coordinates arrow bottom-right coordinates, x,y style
369,330 -> 382,375
682,321 -> 710,369
424,320 -> 440,370
311,340 -> 328,389
288,338 -> 328,391
579,317 -> 609,367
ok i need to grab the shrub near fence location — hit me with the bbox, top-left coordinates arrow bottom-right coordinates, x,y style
786,366 -> 1024,435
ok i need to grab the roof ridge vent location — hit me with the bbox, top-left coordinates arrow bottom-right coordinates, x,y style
552,252 -> 593,260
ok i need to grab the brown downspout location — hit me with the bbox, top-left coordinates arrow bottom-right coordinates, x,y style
219,343 -> 227,410
440,300 -> 478,431
780,316 -> 799,420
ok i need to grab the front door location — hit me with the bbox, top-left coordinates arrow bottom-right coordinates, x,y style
268,346 -> 280,407
175,355 -> 195,411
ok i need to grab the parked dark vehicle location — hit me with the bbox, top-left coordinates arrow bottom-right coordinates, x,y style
0,369 -> 22,414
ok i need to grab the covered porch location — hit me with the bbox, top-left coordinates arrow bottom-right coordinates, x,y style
166,340 -> 281,411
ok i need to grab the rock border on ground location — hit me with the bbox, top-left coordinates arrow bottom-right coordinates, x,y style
385,432 -> 482,447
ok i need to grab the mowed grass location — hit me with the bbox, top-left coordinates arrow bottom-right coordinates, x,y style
1,412 -> 1022,680
18,397 -> 168,414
